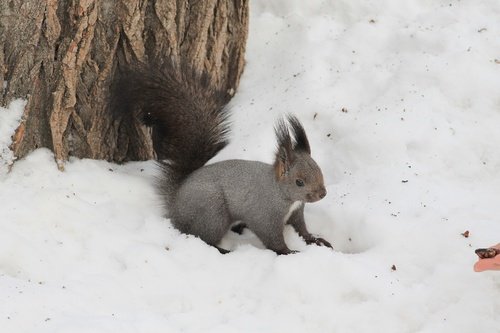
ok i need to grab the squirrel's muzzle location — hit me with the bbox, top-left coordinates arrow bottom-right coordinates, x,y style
307,186 -> 327,202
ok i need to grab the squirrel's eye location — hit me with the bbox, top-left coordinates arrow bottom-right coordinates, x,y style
295,179 -> 305,187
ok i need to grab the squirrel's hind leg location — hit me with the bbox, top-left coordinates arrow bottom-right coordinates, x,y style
172,187 -> 233,253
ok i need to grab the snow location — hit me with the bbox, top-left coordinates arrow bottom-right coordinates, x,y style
0,99 -> 25,176
2,0 -> 500,332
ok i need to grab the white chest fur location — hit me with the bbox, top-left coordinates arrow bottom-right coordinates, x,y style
283,201 -> 303,223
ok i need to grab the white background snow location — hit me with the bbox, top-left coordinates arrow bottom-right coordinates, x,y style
1,0 -> 500,332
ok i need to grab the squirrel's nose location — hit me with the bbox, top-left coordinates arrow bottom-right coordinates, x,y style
319,187 -> 327,199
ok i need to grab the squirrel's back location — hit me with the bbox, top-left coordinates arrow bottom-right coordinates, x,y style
176,159 -> 284,214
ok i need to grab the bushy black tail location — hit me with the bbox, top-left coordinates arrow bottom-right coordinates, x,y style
111,62 -> 231,200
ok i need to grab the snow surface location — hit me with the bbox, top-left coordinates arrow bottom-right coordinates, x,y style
2,0 -> 500,332
0,99 -> 25,176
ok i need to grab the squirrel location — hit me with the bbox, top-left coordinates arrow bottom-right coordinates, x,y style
111,62 -> 333,255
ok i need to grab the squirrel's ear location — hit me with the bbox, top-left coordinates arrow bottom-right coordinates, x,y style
287,115 -> 311,155
274,117 -> 295,179
274,145 -> 294,179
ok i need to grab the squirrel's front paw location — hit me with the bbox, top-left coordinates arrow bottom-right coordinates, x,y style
306,236 -> 333,249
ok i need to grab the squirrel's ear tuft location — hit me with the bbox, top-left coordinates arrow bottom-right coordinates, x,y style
274,117 -> 294,179
287,115 -> 311,154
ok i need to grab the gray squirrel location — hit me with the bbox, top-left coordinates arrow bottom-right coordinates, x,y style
111,62 -> 332,254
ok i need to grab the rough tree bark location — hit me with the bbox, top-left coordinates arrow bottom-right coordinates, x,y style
0,0 -> 249,169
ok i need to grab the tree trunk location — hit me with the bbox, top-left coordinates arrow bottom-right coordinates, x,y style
0,0 -> 248,169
